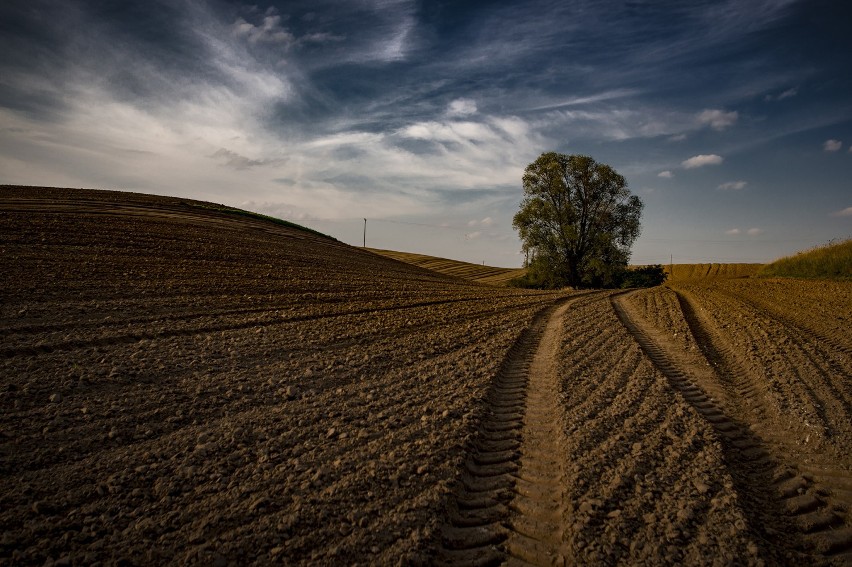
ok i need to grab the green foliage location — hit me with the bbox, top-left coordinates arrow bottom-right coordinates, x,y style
508,255 -> 562,289
620,265 -> 668,288
758,239 -> 852,279
513,152 -> 643,289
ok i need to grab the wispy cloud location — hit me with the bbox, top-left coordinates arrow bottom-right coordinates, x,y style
823,139 -> 843,152
717,180 -> 747,190
658,170 -> 674,178
831,206 -> 852,217
468,217 -> 494,227
765,87 -> 798,101
682,154 -> 724,168
726,227 -> 763,236
697,109 -> 738,131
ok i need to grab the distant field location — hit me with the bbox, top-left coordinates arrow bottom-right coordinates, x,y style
367,248 -> 527,286
758,239 -> 852,279
368,251 -> 764,286
663,263 -> 763,282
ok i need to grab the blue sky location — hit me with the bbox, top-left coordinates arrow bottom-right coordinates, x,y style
1,0 -> 850,267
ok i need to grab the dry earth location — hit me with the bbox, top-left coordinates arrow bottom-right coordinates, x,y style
1,187 -> 850,566
664,264 -> 763,282
365,249 -> 526,286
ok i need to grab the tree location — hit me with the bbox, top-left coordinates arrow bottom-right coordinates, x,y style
513,152 -> 642,288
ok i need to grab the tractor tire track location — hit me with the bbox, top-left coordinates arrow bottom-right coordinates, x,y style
613,291 -> 852,565
437,293 -> 602,566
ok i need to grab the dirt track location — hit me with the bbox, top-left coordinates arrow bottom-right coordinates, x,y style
2,187 -> 851,565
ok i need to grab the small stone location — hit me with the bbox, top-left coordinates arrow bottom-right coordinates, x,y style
304,369 -> 314,378
692,479 -> 710,494
327,428 -> 337,438
49,393 -> 62,403
249,496 -> 269,512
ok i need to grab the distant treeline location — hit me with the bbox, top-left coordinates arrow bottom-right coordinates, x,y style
509,264 -> 667,289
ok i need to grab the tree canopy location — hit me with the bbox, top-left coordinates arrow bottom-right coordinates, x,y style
512,152 -> 643,288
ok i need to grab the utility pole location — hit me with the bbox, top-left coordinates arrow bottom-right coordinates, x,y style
363,218 -> 367,248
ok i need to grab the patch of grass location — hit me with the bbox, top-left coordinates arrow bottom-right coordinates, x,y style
757,239 -> 852,280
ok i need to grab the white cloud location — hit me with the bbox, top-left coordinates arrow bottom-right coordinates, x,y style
447,99 -> 477,116
465,231 -> 482,240
831,206 -> 852,217
668,133 -> 687,142
747,228 -> 763,236
717,180 -> 747,190
725,228 -> 741,235
697,109 -> 738,131
823,139 -> 843,152
657,170 -> 673,178
682,154 -> 723,168
232,15 -> 294,45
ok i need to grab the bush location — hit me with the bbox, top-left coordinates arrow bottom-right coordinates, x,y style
620,265 -> 668,288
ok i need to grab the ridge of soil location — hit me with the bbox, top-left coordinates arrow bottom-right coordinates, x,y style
621,285 -> 852,564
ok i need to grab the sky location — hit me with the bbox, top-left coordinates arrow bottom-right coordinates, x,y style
1,0 -> 851,267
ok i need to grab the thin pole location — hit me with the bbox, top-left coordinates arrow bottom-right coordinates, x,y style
363,218 -> 367,247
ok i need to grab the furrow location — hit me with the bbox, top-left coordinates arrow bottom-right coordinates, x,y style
613,291 -> 852,563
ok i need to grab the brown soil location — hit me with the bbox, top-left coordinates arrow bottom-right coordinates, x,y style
366,249 -> 526,286
2,186 -> 850,565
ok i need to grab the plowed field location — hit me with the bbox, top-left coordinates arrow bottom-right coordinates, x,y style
2,187 -> 850,565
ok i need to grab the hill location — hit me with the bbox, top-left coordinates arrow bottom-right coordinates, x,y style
366,248 -> 527,286
757,239 -> 852,279
0,186 -> 561,565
